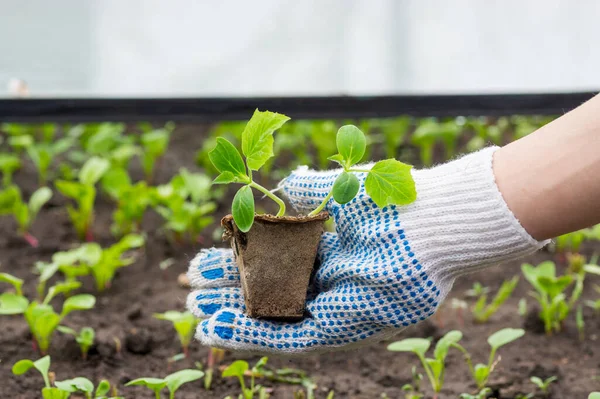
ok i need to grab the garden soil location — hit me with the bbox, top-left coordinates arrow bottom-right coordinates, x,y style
1,125 -> 598,398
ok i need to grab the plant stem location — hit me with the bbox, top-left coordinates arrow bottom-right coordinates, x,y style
308,191 -> 333,216
249,182 -> 286,217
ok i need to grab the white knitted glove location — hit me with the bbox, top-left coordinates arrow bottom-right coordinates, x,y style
187,147 -> 548,354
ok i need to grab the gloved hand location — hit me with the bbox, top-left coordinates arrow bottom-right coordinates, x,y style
186,147 -> 547,354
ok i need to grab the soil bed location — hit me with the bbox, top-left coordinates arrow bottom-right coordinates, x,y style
1,124 -> 598,398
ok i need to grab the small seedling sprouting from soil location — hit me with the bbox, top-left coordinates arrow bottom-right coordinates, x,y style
400,366 -> 424,399
451,328 -> 525,391
530,376 -> 557,397
55,156 -> 110,241
153,311 -> 197,357
0,152 -> 21,186
471,276 -> 519,323
221,357 -> 271,399
522,261 -> 582,334
125,369 -> 204,399
57,326 -> 95,360
0,185 -> 52,247
140,122 -> 175,183
387,330 -> 463,398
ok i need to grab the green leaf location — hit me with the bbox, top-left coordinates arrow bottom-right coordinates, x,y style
473,364 -> 490,386
434,330 -> 462,361
487,328 -> 525,349
332,172 -> 360,204
61,294 -> 96,316
208,138 -> 248,181
232,185 -> 255,233
387,338 -> 430,356
54,377 -> 94,393
28,187 -> 52,216
327,154 -> 345,167
57,326 -> 77,336
588,393 -> 600,399
365,159 -> 416,207
584,264 -> 600,275
42,387 -> 70,399
0,293 -> 29,314
12,359 -> 35,375
336,125 -> 366,167
125,377 -> 167,391
55,180 -> 84,200
241,109 -> 290,170
95,380 -> 111,397
79,157 -> 110,186
222,360 -> 250,378
165,369 -> 204,394
0,272 -> 24,294
213,171 -> 237,185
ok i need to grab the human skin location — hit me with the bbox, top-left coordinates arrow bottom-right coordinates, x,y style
494,94 -> 600,240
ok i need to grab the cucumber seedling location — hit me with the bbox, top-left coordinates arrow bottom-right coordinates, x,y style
210,109 -> 416,232
0,185 -> 52,247
57,326 -> 95,360
153,311 -> 197,357
55,156 -> 110,241
126,369 -> 204,399
451,328 -> 525,391
387,330 -> 463,399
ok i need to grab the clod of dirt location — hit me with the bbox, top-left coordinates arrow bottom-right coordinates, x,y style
127,305 -> 143,321
222,212 -> 329,320
125,328 -> 153,355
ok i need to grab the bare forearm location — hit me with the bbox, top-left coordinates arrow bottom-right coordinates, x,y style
494,94 -> 600,240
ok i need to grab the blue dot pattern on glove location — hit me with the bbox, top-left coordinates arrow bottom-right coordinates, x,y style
187,169 -> 446,353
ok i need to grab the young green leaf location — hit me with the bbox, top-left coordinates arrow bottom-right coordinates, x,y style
327,153 -> 345,167
29,187 -> 52,216
332,172 -> 360,204
79,157 -> 110,186
387,338 -> 431,357
0,272 -> 24,295
164,369 -> 204,395
125,377 -> 168,395
232,185 -> 255,233
95,380 -> 111,397
336,125 -> 366,168
589,393 -> 600,399
54,377 -> 94,393
0,292 -> 29,314
209,138 -> 248,182
222,360 -> 250,377
487,328 -> 525,349
365,159 -> 416,207
13,355 -> 52,388
433,330 -> 462,361
241,109 -> 290,170
61,294 -> 96,317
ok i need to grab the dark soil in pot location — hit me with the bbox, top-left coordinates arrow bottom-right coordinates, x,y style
222,212 -> 329,320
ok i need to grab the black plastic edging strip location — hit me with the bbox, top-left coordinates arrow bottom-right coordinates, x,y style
0,92 -> 596,123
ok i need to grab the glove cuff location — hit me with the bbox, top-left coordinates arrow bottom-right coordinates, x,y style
405,147 -> 549,280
